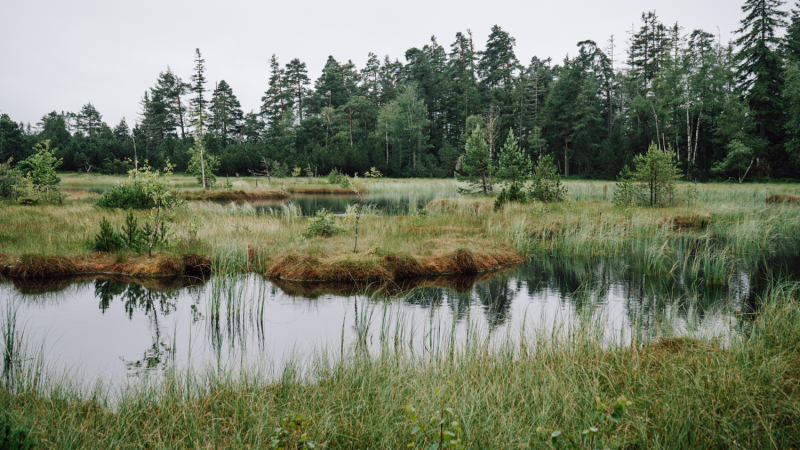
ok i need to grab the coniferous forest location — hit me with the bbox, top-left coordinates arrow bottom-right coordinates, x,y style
3,0 -> 800,181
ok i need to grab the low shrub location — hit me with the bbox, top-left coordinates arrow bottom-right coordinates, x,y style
494,183 -> 528,211
304,208 -> 344,238
96,182 -> 155,209
93,217 -> 124,252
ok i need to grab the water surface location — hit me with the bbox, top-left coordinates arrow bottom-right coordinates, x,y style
4,251 -> 798,383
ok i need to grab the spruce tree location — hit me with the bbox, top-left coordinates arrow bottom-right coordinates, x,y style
785,2 -> 800,61
190,48 -> 207,133
735,0 -> 788,152
209,80 -> 244,139
261,54 -> 291,128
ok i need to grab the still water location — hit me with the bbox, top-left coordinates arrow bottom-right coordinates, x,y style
210,193 -> 434,216
3,252 -> 797,383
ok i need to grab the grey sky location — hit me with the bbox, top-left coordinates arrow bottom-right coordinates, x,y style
0,0 -> 786,128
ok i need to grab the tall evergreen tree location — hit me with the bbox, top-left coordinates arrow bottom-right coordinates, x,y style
190,48 -> 207,133
261,54 -> 291,128
735,0 -> 788,162
784,1 -> 800,61
478,25 -> 518,89
285,58 -> 310,121
209,80 -> 244,140
153,67 -> 190,138
73,103 -> 104,137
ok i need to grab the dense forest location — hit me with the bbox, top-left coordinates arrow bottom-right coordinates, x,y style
2,0 -> 800,181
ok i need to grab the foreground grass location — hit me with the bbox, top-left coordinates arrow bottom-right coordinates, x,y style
2,283 -> 800,448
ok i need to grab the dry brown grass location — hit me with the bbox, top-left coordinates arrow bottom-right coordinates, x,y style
0,252 -> 210,278
766,194 -> 800,204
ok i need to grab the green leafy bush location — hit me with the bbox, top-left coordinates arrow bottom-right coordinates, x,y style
270,414 -> 317,449
327,167 -> 345,185
304,208 -> 343,238
536,396 -> 630,449
96,182 -> 155,209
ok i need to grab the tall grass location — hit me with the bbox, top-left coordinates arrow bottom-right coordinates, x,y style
2,281 -> 799,448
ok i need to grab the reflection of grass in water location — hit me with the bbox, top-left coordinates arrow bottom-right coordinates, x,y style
2,281 -> 800,448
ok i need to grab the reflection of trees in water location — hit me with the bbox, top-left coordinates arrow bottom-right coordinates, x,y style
92,279 -> 180,374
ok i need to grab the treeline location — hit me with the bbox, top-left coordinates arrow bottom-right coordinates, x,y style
2,0 -> 800,181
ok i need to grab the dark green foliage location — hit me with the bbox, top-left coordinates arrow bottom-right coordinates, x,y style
121,210 -> 146,251
529,154 -> 567,202
303,208 -> 343,238
96,182 -> 155,209
456,125 -> 494,195
0,413 -> 36,450
613,165 -> 634,206
629,144 -> 683,207
0,158 -> 20,199
5,5 -> 800,183
327,167 -> 345,185
93,217 -> 124,252
494,183 -> 528,211
496,129 -> 532,188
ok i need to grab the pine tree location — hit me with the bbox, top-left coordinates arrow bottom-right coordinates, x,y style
478,25 -> 518,89
190,49 -> 207,133
360,52 -> 381,108
497,129 -> 531,187
456,125 -> 494,194
285,58 -> 310,121
153,67 -> 190,138
73,103 -> 104,137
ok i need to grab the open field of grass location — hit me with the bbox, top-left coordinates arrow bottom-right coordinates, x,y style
2,282 -> 800,448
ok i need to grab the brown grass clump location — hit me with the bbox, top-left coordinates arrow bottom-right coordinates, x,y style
0,252 -> 212,279
182,190 -> 289,201
766,194 -> 800,204
3,254 -> 78,278
666,214 -> 712,231
453,248 -> 479,273
182,254 -> 212,276
426,198 -> 492,214
263,248 -> 522,282
383,253 -> 424,278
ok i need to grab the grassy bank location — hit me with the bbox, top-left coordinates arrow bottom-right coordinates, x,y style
2,282 -> 799,448
4,179 -> 800,282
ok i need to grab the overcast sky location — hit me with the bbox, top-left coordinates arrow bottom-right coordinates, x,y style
0,0 -> 790,128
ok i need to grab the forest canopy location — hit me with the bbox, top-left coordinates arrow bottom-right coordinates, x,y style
2,0 -> 800,181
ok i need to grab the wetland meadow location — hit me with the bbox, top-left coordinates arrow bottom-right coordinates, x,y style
2,174 -> 800,448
